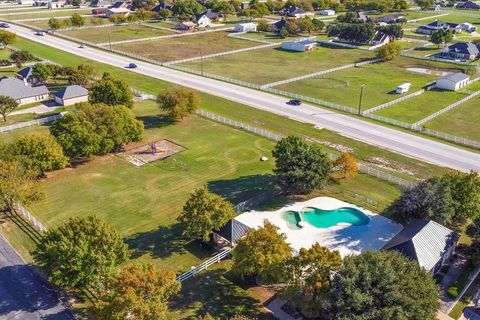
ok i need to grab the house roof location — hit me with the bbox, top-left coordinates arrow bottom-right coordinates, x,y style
457,1 -> 480,9
438,72 -> 470,83
0,77 -> 49,100
107,7 -> 130,13
16,67 -> 32,79
53,85 -> 88,100
283,37 -> 317,46
286,6 -> 306,15
426,20 -> 459,28
273,19 -> 286,30
152,2 -> 172,12
178,21 -> 196,27
195,9 -> 221,20
215,219 -> 251,244
383,219 -> 458,271
446,42 -> 480,56
110,1 -> 126,8
376,13 -> 404,22
373,30 -> 390,43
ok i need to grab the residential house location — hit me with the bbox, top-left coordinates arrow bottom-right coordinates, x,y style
456,0 -> 480,9
319,9 -> 335,16
459,22 -> 477,33
383,219 -> 458,274
175,21 -> 196,31
284,6 -> 314,18
15,67 -> 33,84
110,1 -> 129,9
281,37 -> 317,52
440,42 -> 480,60
233,22 -> 257,33
272,19 -> 287,32
152,1 -> 173,13
17,0 -> 35,4
105,7 -> 130,17
53,85 -> 88,106
370,30 -> 391,46
195,9 -> 223,27
416,20 -> 463,35
436,72 -> 470,91
47,0 -> 66,9
90,0 -> 111,7
375,13 -> 405,24
0,77 -> 49,106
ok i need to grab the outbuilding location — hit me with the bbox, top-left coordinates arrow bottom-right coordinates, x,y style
105,7 -> 130,18
396,83 -> 411,94
53,85 -> 88,106
319,9 -> 335,16
436,72 -> 470,91
175,21 -> 196,31
233,22 -> 257,33
281,37 -> 317,52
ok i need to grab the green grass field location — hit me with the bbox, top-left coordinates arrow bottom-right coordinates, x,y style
61,24 -> 175,44
276,56 -> 458,108
112,31 -> 259,62
5,8 -> 92,20
180,45 -> 375,85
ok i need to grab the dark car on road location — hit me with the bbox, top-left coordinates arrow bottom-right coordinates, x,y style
128,63 -> 138,69
0,23 -> 9,28
287,99 -> 302,106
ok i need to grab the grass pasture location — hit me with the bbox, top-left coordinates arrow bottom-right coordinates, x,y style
180,45 -> 376,85
112,31 -> 259,63
5,8 -> 92,20
61,24 -> 176,44
275,56 -> 462,108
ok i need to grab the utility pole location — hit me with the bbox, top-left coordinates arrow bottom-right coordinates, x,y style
358,84 -> 365,115
200,47 -> 204,76
108,32 -> 112,51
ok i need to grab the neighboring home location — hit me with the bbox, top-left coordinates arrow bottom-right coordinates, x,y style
152,1 -> 173,12
110,0 -> 129,9
195,9 -> 223,27
319,9 -> 335,16
396,83 -> 411,94
213,219 -> 251,248
272,18 -> 287,32
48,0 -> 66,9
370,30 -> 391,46
456,0 -> 480,9
15,67 -> 33,84
440,42 -> 480,60
17,0 -> 35,4
0,77 -> 49,106
53,85 -> 88,106
105,7 -> 130,17
430,4 -> 442,11
281,37 -> 317,52
459,22 -> 477,33
416,20 -> 463,35
383,219 -> 458,274
233,22 -> 257,33
356,11 -> 370,22
435,72 -> 470,91
283,6 -> 314,18
375,13 -> 405,24
175,21 -> 196,31
90,0 -> 111,7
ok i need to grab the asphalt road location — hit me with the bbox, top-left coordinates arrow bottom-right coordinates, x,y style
0,235 -> 74,320
8,24 -> 480,172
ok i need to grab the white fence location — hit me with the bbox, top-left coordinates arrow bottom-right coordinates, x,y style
262,58 -> 381,89
363,86 -> 432,114
15,203 -> 48,233
318,40 -> 384,51
0,112 -> 66,133
52,19 -> 180,33
176,248 -> 232,282
228,32 -> 280,44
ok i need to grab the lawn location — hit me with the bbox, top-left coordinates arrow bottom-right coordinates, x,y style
374,88 -> 471,124
23,16 -> 106,29
180,45 -> 376,85
0,48 -> 12,61
112,31 -> 259,63
5,8 -> 92,20
275,56 -> 457,108
424,95 -> 480,141
61,24 -> 175,44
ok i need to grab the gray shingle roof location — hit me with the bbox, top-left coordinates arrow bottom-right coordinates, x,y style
215,219 -> 251,244
383,219 -> 458,271
53,85 -> 88,100
439,72 -> 470,83
0,77 -> 49,100
446,42 -> 480,56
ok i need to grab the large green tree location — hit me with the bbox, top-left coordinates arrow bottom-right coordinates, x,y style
48,17 -> 63,30
33,215 -> 129,290
172,0 -> 205,18
233,221 -> 292,283
272,136 -> 332,195
32,63 -> 53,84
92,263 -> 180,320
0,30 -> 15,47
70,13 -> 85,27
376,41 -> 402,61
331,250 -> 440,320
89,75 -> 134,108
0,96 -> 18,122
178,186 -> 235,243
415,0 -> 434,10
156,86 -> 200,120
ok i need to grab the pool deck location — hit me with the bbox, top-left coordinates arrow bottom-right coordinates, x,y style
234,197 -> 403,257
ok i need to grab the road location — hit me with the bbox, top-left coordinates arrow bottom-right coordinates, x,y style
8,24 -> 480,172
0,235 -> 75,320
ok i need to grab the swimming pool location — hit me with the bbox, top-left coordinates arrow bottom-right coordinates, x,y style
283,206 -> 369,229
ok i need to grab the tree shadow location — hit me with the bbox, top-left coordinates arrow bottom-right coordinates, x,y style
207,174 -> 276,204
136,115 -> 175,130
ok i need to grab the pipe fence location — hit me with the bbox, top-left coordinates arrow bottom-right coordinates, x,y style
0,112 -> 66,133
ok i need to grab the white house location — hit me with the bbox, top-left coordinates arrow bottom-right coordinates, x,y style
17,0 -> 35,4
436,72 -> 470,91
0,77 -> 49,106
319,9 -> 335,16
281,37 -> 317,52
396,83 -> 411,94
233,22 -> 257,33
196,15 -> 211,28
48,0 -> 66,9
105,7 -> 130,18
53,85 -> 88,106
370,30 -> 391,46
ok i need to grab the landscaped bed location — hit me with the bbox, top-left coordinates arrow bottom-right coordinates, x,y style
111,31 -> 259,62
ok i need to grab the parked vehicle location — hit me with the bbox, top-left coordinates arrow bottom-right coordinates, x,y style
287,99 -> 302,106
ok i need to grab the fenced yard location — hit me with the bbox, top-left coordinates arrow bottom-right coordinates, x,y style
5,8 -> 92,20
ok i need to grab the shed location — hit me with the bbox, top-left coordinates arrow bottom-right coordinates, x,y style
396,83 -> 411,94
105,7 -> 130,18
233,22 -> 257,33
281,37 -> 317,52
175,21 -> 196,31
53,85 -> 88,106
319,9 -> 335,16
213,219 -> 251,247
436,72 -> 470,91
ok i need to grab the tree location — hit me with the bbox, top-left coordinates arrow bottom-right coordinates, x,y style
33,215 -> 129,290
172,0 -> 205,17
415,0 -> 434,10
32,63 -> 53,83
48,17 -> 62,30
178,186 -> 235,242
272,136 -> 332,195
214,1 -> 236,20
10,50 -> 36,63
70,13 -> 85,27
431,29 -> 445,48
285,19 -> 300,35
331,251 -> 440,320
333,153 -> 358,178
0,95 -> 18,122
90,17 -> 105,26
377,24 -> 404,40
328,23 -> 375,44
71,0 -> 81,6
0,30 -> 15,47
89,76 -> 134,108
251,2 -> 270,16
132,0 -> 157,9
257,19 -> 269,32
92,263 -> 180,320
375,41 -> 402,61
282,243 -> 341,316
233,220 -> 292,283
297,17 -> 314,35
8,133 -> 68,175
134,8 -> 153,20
66,64 -> 96,85
156,86 -> 200,120
0,160 -> 43,211
154,8 -> 173,20
312,18 -> 325,31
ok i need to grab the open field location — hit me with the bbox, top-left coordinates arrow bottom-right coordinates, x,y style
23,16 -> 107,28
61,24 -> 176,44
424,95 -> 480,141
236,30 -> 328,43
112,31 -> 259,62
180,45 -> 376,85
275,56 -> 463,108
5,8 -> 92,20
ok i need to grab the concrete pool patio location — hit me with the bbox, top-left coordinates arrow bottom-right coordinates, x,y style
234,197 -> 403,257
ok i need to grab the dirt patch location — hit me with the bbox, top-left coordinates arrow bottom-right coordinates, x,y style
305,137 -> 355,154
116,139 -> 185,167
365,157 -> 415,176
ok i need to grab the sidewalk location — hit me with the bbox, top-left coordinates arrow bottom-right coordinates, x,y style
11,103 -> 58,116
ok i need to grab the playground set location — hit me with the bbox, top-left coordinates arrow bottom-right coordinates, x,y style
117,139 -> 185,167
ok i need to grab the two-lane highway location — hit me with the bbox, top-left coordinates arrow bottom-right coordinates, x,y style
9,24 -> 480,172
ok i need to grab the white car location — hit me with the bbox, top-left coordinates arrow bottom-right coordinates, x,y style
35,31 -> 46,36
79,43 -> 86,48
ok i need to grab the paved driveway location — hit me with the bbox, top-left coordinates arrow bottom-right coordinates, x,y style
0,235 -> 75,320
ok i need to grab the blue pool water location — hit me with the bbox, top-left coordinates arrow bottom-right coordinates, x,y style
283,207 -> 369,229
